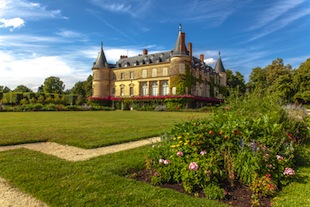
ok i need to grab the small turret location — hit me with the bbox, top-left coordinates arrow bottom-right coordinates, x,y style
214,51 -> 225,73
214,51 -> 226,87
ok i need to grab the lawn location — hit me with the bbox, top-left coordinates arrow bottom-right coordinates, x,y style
0,146 -> 228,207
0,111 -> 205,148
0,111 -> 309,206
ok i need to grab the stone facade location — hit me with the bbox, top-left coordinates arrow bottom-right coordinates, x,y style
91,26 -> 227,101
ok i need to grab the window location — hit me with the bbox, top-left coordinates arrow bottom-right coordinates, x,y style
142,70 -> 147,78
130,71 -> 134,79
129,87 -> 134,96
112,88 -> 115,96
161,81 -> 169,95
152,68 -> 157,77
163,67 -> 168,76
141,82 -> 148,96
151,82 -> 158,96
179,63 -> 185,74
120,88 -> 125,96
121,73 -> 125,80
172,87 -> 176,95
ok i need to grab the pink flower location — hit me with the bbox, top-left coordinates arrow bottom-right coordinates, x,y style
283,167 -> 295,176
276,155 -> 284,161
200,150 -> 207,156
159,158 -> 164,164
177,151 -> 184,156
154,172 -> 159,176
266,174 -> 271,178
189,162 -> 199,171
164,159 -> 170,165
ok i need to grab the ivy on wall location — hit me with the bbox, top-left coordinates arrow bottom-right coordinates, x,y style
170,64 -> 201,95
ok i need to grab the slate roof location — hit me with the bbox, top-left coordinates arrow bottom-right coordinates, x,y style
214,51 -> 225,73
171,29 -> 189,56
92,44 -> 109,69
115,51 -> 173,68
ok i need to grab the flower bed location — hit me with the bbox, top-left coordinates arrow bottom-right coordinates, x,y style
145,94 -> 310,206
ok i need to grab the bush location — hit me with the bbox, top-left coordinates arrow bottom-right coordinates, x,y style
147,92 -> 310,202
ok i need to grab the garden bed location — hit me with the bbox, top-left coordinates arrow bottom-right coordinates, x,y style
132,169 -> 272,207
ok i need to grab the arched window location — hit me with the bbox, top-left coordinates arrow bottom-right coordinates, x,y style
141,82 -> 148,96
151,82 -> 158,96
161,81 -> 169,95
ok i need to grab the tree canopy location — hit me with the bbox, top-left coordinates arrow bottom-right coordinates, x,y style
43,76 -> 65,94
13,85 -> 33,93
248,58 -> 310,103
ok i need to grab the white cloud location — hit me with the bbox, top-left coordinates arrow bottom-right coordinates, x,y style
90,0 -> 152,18
204,58 -> 216,65
247,0 -> 305,31
0,17 -> 25,31
0,0 -> 66,31
0,51 -> 90,91
56,30 -> 81,38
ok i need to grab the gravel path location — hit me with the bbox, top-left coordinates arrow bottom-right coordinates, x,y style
0,137 -> 161,207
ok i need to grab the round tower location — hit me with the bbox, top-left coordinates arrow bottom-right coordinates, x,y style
170,24 -> 191,76
92,43 -> 110,98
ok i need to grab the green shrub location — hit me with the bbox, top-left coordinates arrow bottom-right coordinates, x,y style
147,92 -> 310,201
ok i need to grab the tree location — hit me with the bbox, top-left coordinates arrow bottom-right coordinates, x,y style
226,70 -> 246,94
292,58 -> 310,103
265,58 -> 292,86
248,67 -> 267,92
0,86 -> 11,93
43,76 -> 65,94
13,85 -> 33,93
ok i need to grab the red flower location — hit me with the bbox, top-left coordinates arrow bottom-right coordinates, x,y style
209,130 -> 214,135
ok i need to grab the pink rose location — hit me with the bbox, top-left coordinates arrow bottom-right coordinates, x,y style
189,162 -> 199,171
159,158 -> 164,164
276,155 -> 284,161
177,151 -> 184,156
283,167 -> 295,176
200,150 -> 207,156
164,159 -> 170,165
154,172 -> 159,176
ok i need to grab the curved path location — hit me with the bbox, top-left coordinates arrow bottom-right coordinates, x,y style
0,137 -> 161,207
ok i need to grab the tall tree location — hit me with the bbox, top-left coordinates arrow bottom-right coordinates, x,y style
13,85 -> 33,93
248,67 -> 267,92
292,58 -> 310,103
43,76 -> 65,94
226,70 -> 246,94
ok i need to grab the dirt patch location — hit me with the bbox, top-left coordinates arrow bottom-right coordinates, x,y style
133,169 -> 272,207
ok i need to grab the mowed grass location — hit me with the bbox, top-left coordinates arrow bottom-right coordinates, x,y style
0,146 -> 228,207
0,111 -> 205,148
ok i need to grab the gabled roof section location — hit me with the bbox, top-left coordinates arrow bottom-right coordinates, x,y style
214,51 -> 225,73
172,24 -> 189,57
93,43 -> 109,69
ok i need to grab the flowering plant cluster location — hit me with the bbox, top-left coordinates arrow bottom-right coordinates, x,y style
146,93 -> 310,202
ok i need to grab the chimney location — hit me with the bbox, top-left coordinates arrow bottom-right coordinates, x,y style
180,32 -> 185,52
143,49 -> 148,55
120,55 -> 128,59
200,54 -> 204,62
188,42 -> 192,64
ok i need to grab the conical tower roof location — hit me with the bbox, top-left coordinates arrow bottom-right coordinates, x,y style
172,24 -> 189,56
93,43 -> 109,69
214,51 -> 225,73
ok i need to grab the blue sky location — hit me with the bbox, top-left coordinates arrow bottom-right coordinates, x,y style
1,0 -> 309,91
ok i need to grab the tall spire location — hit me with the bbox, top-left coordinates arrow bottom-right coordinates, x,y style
93,43 -> 109,69
172,24 -> 188,56
214,51 -> 225,73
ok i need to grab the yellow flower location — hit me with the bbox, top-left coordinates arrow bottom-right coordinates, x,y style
179,140 -> 183,144
177,135 -> 182,139
170,145 -> 176,148
184,143 -> 188,146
